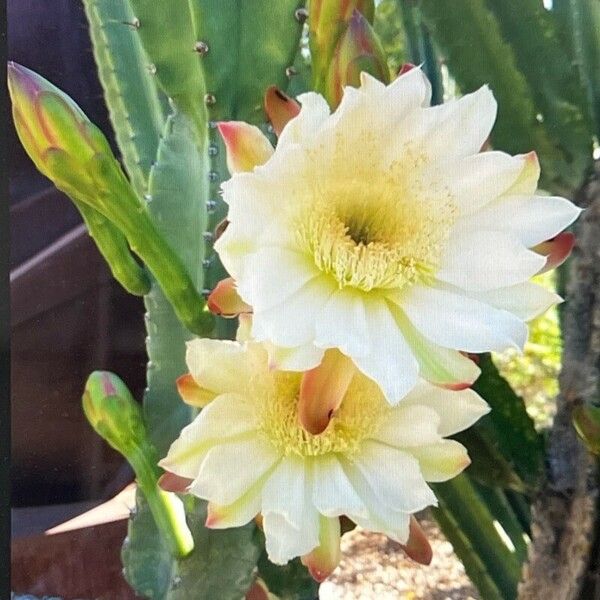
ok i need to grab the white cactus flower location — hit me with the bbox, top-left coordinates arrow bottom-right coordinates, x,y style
160,337 -> 489,574
214,68 -> 580,404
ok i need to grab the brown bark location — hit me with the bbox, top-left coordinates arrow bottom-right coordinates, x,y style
519,163 -> 600,600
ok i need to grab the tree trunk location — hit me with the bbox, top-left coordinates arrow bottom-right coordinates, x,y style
519,162 -> 600,599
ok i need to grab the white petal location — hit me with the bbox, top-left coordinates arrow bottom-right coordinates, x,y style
433,151 -> 534,214
469,281 -> 561,321
384,66 -> 432,109
186,339 -> 266,396
400,284 -> 527,352
252,276 -> 336,348
408,440 -> 471,482
402,382 -> 490,437
352,298 -> 419,404
436,230 -> 546,292
374,405 -> 441,448
396,86 -> 497,160
462,195 -> 581,247
191,438 -> 280,505
312,455 -> 368,519
158,393 -> 258,478
389,302 -> 481,389
262,457 -> 320,563
263,509 -> 320,565
314,289 -> 370,357
353,441 -> 438,513
236,247 -> 321,313
339,457 -> 417,543
277,92 -> 331,149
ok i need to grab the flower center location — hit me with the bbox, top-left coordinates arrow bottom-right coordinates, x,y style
296,158 -> 457,293
257,372 -> 390,458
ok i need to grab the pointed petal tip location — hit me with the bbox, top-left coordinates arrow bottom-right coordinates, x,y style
264,85 -> 301,136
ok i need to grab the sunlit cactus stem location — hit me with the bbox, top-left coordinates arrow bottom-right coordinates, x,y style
82,371 -> 194,558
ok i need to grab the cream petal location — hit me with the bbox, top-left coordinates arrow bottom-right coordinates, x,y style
186,339 -> 266,396
252,276 -> 336,348
313,289 -> 370,357
408,440 -> 471,482
402,382 -> 490,437
217,121 -> 274,174
436,229 -> 546,292
311,455 -> 368,519
432,151 -> 534,215
158,393 -> 258,478
191,438 -> 280,506
469,281 -> 561,321
461,194 -> 582,248
267,342 -> 325,371
353,441 -> 438,513
205,481 -> 263,529
374,405 -> 441,448
400,285 -> 528,353
352,298 -> 419,404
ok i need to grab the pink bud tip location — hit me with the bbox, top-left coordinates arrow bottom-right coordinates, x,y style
158,472 -> 193,493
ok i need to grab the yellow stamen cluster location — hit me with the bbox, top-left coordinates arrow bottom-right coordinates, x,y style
257,371 -> 390,458
296,149 -> 457,293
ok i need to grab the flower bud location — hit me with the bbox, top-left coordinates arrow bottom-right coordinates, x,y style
325,10 -> 390,107
573,404 -> 600,455
82,371 -> 147,458
8,62 -> 115,200
310,0 -> 375,92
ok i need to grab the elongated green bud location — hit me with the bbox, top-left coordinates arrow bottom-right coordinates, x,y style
8,62 -> 211,332
325,10 -> 390,107
83,371 -> 194,558
309,0 -> 375,93
573,404 -> 600,455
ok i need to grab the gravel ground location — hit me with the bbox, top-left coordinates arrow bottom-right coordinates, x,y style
320,517 -> 479,600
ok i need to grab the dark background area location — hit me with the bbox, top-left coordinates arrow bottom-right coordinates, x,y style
9,0 -> 146,509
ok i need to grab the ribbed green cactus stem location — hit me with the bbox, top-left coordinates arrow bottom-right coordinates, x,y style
77,202 -> 150,295
82,0 -> 169,196
433,474 -> 522,599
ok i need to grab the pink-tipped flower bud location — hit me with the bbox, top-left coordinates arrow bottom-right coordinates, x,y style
325,10 -> 390,107
8,62 -> 116,200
